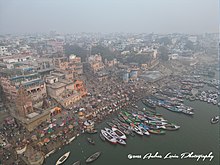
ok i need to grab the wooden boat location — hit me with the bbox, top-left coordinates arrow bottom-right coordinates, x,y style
118,116 -> 126,123
181,109 -> 194,115
129,130 -> 135,137
106,121 -> 116,127
115,137 -> 126,145
145,120 -> 167,126
112,127 -> 127,140
67,136 -> 76,144
123,129 -> 130,135
85,152 -> 101,163
105,128 -> 119,138
72,161 -> 80,165
44,149 -> 55,158
87,137 -> 95,145
164,124 -> 180,131
144,110 -> 162,117
111,120 -> 119,125
123,111 -> 131,116
148,129 -> 166,135
120,122 -> 130,129
117,125 -> 129,135
145,115 -> 167,122
211,116 -> 219,124
99,133 -> 106,141
130,124 -> 143,136
167,107 -> 182,113
101,130 -> 117,144
138,126 -> 150,136
125,118 -> 132,124
113,118 -> 121,123
56,151 -> 70,165
142,99 -> 156,109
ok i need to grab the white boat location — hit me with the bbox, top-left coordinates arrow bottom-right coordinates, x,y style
101,130 -> 117,144
146,116 -> 167,122
115,137 -> 126,145
44,149 -> 55,158
145,120 -> 167,126
112,127 -> 127,140
164,124 -> 180,130
138,126 -> 150,136
104,128 -> 119,138
181,109 -> 194,115
56,151 -> 70,165
68,136 -> 76,144
156,125 -> 166,129
131,125 -> 143,136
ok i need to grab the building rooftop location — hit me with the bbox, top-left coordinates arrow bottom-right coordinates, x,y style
0,68 -> 23,77
51,71 -> 65,77
139,71 -> 162,82
48,82 -> 66,89
27,112 -> 39,119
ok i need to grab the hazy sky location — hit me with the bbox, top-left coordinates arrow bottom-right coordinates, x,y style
0,0 -> 218,34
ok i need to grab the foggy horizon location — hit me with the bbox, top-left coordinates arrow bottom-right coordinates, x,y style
0,0 -> 219,35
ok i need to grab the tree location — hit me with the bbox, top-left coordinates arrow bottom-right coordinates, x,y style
126,54 -> 152,64
64,44 -> 89,62
91,45 -> 117,60
184,40 -> 194,51
158,46 -> 169,61
157,37 -> 172,46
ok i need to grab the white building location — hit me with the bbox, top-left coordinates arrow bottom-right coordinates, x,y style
169,54 -> 179,60
0,46 -> 8,56
2,54 -> 31,63
188,36 -> 197,43
153,49 -> 158,59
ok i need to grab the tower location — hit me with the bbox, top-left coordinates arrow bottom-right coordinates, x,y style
16,86 -> 34,117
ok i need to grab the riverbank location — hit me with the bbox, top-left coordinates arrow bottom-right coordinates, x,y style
44,98 -> 219,165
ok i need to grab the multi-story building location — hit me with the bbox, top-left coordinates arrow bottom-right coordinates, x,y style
0,69 -> 46,103
46,76 -> 87,108
104,58 -> 118,67
0,67 -> 53,132
69,55 -> 83,75
53,55 -> 83,79
35,58 -> 53,70
88,54 -> 105,73
0,54 -> 31,64
47,39 -> 64,54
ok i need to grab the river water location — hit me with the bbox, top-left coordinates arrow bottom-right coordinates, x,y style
44,100 -> 219,165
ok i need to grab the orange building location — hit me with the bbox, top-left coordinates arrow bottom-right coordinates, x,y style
46,77 -> 87,108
